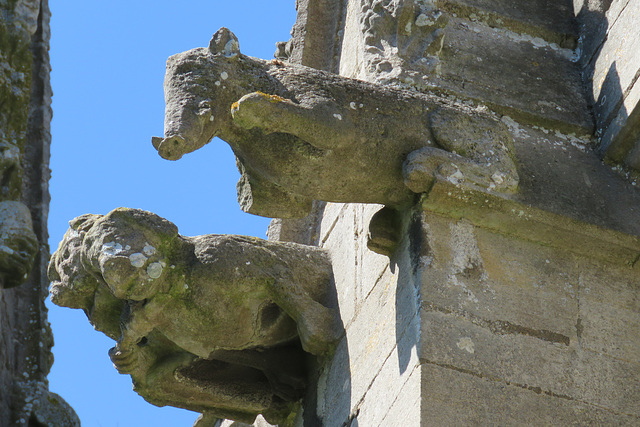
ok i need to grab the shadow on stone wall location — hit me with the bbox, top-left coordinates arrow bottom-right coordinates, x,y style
394,209 -> 422,375
577,0 -> 639,170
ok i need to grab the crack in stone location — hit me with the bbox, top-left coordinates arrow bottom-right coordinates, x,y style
422,302 -> 571,345
420,358 -> 640,419
421,358 -> 573,400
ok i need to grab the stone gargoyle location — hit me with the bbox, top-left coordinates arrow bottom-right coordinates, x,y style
0,200 -> 38,288
152,28 -> 519,221
48,207 -> 341,424
0,138 -> 38,288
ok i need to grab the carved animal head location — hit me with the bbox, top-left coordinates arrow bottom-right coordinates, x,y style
152,28 -> 245,161
49,208 -> 180,313
48,213 -> 102,308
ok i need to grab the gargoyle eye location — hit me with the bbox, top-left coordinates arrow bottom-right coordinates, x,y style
199,100 -> 212,109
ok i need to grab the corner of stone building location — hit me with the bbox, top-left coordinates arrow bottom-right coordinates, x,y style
256,0 -> 640,426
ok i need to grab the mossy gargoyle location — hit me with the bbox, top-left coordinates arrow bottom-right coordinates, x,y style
48,208 -> 341,424
152,28 -> 519,219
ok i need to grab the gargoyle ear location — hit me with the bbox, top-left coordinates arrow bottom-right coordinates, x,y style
209,27 -> 240,56
69,213 -> 100,232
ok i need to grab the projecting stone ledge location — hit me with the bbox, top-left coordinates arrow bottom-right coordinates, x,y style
369,118 -> 640,260
421,180 -> 640,266
413,116 -> 640,266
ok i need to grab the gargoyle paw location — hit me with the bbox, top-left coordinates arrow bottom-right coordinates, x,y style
109,343 -> 138,374
231,92 -> 289,133
297,308 -> 341,356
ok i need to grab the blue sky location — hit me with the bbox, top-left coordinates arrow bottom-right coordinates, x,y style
47,1 -> 297,425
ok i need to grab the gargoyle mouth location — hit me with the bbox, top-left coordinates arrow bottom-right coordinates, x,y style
152,135 -> 186,161
49,281 -> 75,307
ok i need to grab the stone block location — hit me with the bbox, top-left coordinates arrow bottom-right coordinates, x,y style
421,310 -> 577,396
343,269 -> 403,402
379,373 -> 421,426
356,321 -> 421,426
321,203 -> 358,325
431,18 -> 591,133
577,262 -> 640,363
289,0 -> 342,71
507,124 -> 640,240
420,213 -> 579,338
316,337 -> 352,426
421,310 -> 640,416
577,0 -> 629,64
318,202 -> 348,244
319,254 -> 420,424
575,0 -> 625,67
338,0 -> 366,78
439,0 -> 577,47
417,120 -> 640,267
421,362 -> 640,425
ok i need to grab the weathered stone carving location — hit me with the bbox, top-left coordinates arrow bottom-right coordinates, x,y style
0,139 -> 38,288
152,28 -> 518,220
48,207 -> 340,424
0,139 -> 23,201
0,201 -> 38,288
360,0 -> 448,86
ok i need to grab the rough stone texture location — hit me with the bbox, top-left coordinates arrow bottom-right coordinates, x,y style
0,201 -> 38,288
439,0 -> 578,48
287,0 -> 344,73
427,18 -> 590,134
49,207 -> 342,425
420,363 -> 639,425
310,204 -> 421,427
341,1 -> 591,135
0,1 -> 79,425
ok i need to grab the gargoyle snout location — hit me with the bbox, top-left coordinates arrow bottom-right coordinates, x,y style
151,135 -> 186,161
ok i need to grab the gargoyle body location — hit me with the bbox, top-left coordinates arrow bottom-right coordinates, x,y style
48,208 -> 341,424
153,28 -> 519,219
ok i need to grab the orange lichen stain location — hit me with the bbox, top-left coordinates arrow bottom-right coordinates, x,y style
231,101 -> 239,111
255,92 -> 286,103
271,59 -> 285,66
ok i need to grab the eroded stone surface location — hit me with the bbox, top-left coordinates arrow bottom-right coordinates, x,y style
48,207 -> 342,425
0,201 -> 38,288
153,28 -> 519,219
0,1 -> 77,425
